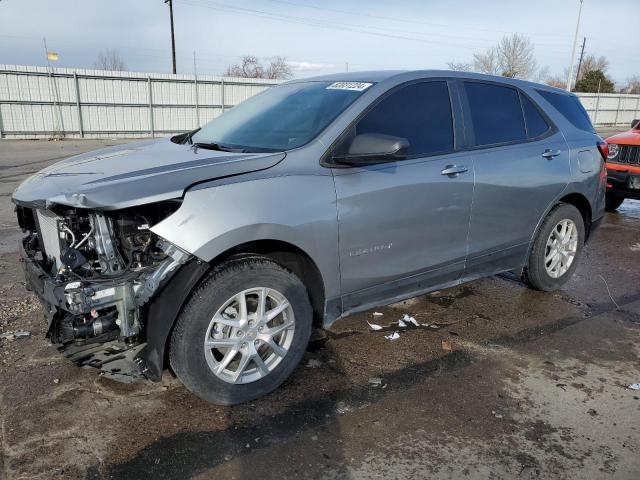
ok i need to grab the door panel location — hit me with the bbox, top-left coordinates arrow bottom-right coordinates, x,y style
465,132 -> 570,276
334,154 -> 474,295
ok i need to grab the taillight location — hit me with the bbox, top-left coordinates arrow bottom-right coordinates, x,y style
597,141 -> 609,161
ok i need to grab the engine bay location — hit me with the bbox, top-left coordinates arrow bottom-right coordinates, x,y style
16,200 -> 190,353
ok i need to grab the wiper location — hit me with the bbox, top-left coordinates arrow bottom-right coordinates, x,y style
190,142 -> 245,153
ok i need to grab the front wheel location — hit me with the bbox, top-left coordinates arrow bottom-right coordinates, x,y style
522,203 -> 585,291
169,256 -> 313,405
605,192 -> 625,212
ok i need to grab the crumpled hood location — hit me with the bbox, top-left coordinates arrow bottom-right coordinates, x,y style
12,138 -> 285,210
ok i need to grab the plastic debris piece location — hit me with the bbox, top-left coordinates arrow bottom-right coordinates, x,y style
373,312 -> 384,316
398,319 -> 407,328
306,359 -> 322,368
384,331 -> 400,341
628,383 -> 640,391
0,331 -> 31,340
403,314 -> 420,326
368,377 -> 383,387
367,321 -> 383,331
441,340 -> 453,352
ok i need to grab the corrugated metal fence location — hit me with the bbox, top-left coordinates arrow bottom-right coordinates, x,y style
1,64 -> 639,139
0,64 -> 280,139
578,93 -> 640,128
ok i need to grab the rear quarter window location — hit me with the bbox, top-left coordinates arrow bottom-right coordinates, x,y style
536,90 -> 595,133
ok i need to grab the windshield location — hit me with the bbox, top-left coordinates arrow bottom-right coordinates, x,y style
191,81 -> 370,152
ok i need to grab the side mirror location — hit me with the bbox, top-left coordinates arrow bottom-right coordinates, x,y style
632,119 -> 640,129
333,133 -> 409,166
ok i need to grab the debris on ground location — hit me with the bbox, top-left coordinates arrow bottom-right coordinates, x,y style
630,243 -> 640,252
398,318 -> 407,328
628,383 -> 640,391
402,314 -> 420,326
441,340 -> 453,352
384,331 -> 400,341
368,377 -> 383,387
336,401 -> 351,415
53,378 -> 60,384
306,359 -> 322,368
372,312 -> 383,316
367,321 -> 383,331
0,330 -> 31,340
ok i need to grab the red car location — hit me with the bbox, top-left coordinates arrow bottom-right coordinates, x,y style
605,119 -> 640,210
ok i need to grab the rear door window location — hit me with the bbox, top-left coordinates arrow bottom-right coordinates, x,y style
536,90 -> 595,133
464,82 -> 526,146
521,95 -> 550,138
356,81 -> 454,157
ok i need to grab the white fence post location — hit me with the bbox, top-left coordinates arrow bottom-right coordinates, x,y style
147,75 -> 154,138
73,72 -> 84,138
614,96 -> 622,126
221,78 -> 225,114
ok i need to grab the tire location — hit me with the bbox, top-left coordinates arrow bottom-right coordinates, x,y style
522,203 -> 585,292
169,256 -> 313,405
605,192 -> 625,212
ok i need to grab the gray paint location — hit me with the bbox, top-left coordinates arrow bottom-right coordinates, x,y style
13,70 -> 605,328
12,138 -> 286,210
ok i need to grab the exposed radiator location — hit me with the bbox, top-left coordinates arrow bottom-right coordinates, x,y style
35,209 -> 62,268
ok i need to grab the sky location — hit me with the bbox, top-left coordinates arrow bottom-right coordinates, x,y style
0,0 -> 638,85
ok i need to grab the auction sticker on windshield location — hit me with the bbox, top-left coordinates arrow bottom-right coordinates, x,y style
326,82 -> 373,91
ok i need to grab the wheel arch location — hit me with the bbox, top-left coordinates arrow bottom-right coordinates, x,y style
557,192 -> 593,239
138,238 -> 327,381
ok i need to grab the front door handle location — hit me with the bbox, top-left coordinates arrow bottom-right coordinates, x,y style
441,164 -> 468,176
542,149 -> 561,159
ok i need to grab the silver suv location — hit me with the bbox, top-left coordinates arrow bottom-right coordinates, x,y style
13,71 -> 606,404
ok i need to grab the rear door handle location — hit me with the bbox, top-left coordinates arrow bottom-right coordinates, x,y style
441,164 -> 468,176
542,149 -> 561,159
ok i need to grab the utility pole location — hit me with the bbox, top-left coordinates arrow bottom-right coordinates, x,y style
165,0 -> 177,74
566,0 -> 584,91
575,37 -> 586,85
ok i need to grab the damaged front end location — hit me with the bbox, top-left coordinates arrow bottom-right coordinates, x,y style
16,200 -> 195,382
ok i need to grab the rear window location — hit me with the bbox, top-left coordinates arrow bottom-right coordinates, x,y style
464,82 -> 526,146
536,90 -> 595,133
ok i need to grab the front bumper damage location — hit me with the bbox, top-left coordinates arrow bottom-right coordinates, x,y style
21,237 -> 191,383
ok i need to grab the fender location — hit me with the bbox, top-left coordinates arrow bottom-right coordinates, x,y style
151,175 -> 341,300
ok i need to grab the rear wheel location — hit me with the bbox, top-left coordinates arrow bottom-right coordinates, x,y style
169,256 -> 313,405
605,192 -> 625,212
522,203 -> 584,291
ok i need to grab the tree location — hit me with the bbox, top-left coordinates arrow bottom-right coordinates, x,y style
573,70 -> 615,93
621,76 -> 640,94
576,55 -> 609,81
94,49 -> 126,71
447,61 -> 473,72
225,55 -> 292,79
544,75 -> 565,89
495,33 -> 537,79
472,48 -> 500,76
449,34 -> 539,80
